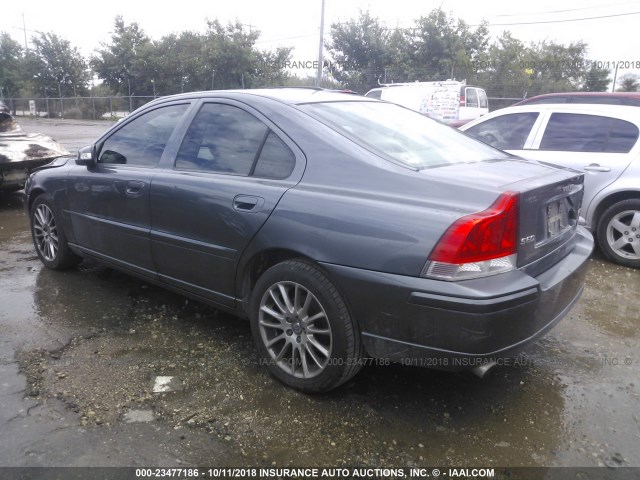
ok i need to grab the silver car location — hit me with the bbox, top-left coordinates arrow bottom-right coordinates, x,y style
462,103 -> 640,268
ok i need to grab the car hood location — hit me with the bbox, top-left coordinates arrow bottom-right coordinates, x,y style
0,112 -> 69,164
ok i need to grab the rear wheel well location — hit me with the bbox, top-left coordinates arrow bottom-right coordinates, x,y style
239,250 -> 363,347
239,249 -> 311,314
593,191 -> 640,232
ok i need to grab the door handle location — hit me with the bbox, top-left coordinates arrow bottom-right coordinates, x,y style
584,164 -> 611,172
125,180 -> 146,196
233,195 -> 264,212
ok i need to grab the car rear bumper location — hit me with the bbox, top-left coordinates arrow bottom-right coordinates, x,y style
321,227 -> 593,369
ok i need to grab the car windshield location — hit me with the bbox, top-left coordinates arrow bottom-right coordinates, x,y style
300,101 -> 507,169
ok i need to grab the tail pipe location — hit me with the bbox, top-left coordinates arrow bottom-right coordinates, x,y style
471,360 -> 497,379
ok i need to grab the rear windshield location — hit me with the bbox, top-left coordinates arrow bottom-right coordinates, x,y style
300,101 -> 507,169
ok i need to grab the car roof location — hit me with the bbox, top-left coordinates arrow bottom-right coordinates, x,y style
515,91 -> 640,105
521,91 -> 640,99
464,103 -> 640,123
460,103 -> 640,130
146,87 -> 372,108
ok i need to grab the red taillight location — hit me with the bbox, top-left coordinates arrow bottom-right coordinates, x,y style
459,95 -> 465,107
430,192 -> 519,264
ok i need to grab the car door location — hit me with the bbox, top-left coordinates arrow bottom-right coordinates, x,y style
67,102 -> 191,277
149,100 -> 305,307
517,112 -> 640,219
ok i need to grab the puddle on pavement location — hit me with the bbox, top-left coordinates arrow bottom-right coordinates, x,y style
22,273 -> 575,467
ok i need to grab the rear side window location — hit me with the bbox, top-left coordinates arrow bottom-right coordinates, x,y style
98,104 -> 189,167
465,112 -> 539,150
365,90 -> 383,99
301,101 -> 508,169
540,113 -> 639,153
478,89 -> 488,109
253,132 -> 296,179
465,88 -> 479,108
176,103 -> 295,178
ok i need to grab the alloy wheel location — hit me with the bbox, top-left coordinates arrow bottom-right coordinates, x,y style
33,204 -> 59,262
258,281 -> 333,379
606,209 -> 640,260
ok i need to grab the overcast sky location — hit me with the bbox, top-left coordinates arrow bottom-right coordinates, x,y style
2,0 -> 639,84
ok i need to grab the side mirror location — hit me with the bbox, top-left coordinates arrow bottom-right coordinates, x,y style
76,145 -> 96,166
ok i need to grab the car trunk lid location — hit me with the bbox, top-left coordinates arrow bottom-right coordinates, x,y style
420,158 -> 585,273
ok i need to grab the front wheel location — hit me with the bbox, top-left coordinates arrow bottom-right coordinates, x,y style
30,195 -> 81,270
596,199 -> 640,268
249,259 -> 363,392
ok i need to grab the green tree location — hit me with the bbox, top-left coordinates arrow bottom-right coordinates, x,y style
409,8 -> 489,81
91,16 -> 153,98
476,32 -> 532,99
150,31 -> 206,94
0,33 -> 23,100
478,35 -> 610,101
202,20 -> 261,89
525,40 -> 590,95
27,32 -> 90,97
325,11 -> 399,93
582,63 -> 610,91
251,46 -> 294,88
617,73 -> 639,92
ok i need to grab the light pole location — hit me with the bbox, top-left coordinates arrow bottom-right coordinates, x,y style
211,70 -> 215,90
151,79 -> 156,98
58,83 -> 64,118
127,77 -> 133,113
43,87 -> 50,118
316,0 -> 326,87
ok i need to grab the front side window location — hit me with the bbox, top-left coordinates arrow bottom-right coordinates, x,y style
176,103 -> 296,178
98,104 -> 188,167
540,113 -> 639,153
465,112 -> 539,150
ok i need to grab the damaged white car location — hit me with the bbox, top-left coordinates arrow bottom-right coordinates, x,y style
0,103 -> 69,192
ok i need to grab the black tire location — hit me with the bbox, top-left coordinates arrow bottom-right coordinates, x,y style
596,199 -> 640,269
249,259 -> 363,392
30,195 -> 81,270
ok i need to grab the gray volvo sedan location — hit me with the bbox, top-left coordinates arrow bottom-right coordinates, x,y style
24,88 -> 593,392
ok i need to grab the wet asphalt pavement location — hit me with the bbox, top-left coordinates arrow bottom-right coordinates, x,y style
0,118 -> 639,470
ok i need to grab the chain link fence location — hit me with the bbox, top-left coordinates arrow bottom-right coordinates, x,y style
2,96 -> 156,120
2,93 -> 524,120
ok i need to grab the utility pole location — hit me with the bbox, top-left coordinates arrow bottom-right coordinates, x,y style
22,13 -> 28,51
316,0 -> 325,87
128,77 -> 133,113
58,83 -> 64,118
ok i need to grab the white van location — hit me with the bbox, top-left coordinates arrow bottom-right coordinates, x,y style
365,80 -> 489,124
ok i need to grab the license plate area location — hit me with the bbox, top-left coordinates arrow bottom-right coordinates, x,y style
547,201 -> 564,238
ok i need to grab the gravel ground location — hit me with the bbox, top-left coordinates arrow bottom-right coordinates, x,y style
1,118 -> 638,470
